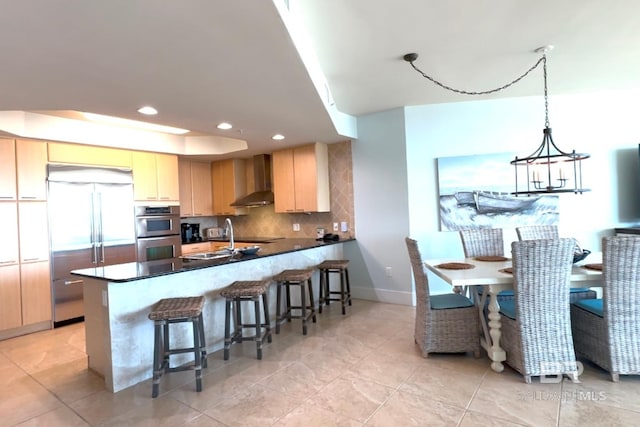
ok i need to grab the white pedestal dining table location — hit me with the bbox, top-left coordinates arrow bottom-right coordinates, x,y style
424,255 -> 603,373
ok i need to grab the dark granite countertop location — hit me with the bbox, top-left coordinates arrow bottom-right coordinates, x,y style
71,238 -> 354,283
183,236 -> 285,244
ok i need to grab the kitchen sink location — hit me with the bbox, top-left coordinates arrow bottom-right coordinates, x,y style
180,249 -> 236,261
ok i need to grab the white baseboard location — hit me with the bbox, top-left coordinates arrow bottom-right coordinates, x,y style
351,286 -> 413,306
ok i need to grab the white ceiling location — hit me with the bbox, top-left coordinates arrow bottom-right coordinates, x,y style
1,1 -> 639,158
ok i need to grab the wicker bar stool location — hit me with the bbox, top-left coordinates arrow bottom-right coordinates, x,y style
148,296 -> 207,398
317,260 -> 352,315
274,269 -> 316,335
220,280 -> 272,360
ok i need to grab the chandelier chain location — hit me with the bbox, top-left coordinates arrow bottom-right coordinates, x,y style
542,55 -> 550,128
407,55 -> 546,97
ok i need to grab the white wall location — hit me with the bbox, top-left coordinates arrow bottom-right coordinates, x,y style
350,89 -> 640,302
345,108 -> 414,304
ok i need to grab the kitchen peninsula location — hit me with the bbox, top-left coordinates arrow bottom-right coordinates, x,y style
71,238 -> 353,392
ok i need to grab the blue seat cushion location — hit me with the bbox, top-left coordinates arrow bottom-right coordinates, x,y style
573,298 -> 603,317
499,300 -> 516,320
431,293 -> 474,310
475,288 -> 513,297
477,288 -> 591,297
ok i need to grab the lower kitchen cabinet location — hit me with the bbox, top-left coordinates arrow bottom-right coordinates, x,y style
0,261 -> 52,333
181,242 -> 211,255
0,264 -> 22,330
20,261 -> 52,326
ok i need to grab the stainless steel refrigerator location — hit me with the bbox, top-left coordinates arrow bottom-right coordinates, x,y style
47,164 -> 137,325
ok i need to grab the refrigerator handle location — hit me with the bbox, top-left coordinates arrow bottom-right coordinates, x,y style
90,192 -> 98,264
98,192 -> 105,263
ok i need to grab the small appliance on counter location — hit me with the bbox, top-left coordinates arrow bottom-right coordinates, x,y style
205,227 -> 223,239
181,223 -> 203,243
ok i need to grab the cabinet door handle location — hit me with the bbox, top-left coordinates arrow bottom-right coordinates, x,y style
0,196 -> 15,199
19,196 -> 37,200
0,260 -> 17,265
159,196 -> 170,200
64,279 -> 84,286
23,257 -> 41,262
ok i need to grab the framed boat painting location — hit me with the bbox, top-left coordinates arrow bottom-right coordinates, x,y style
437,152 -> 559,231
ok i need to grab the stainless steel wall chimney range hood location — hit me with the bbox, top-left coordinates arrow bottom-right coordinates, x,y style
230,154 -> 274,207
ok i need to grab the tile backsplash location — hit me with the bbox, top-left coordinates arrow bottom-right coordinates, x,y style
191,140 -> 355,240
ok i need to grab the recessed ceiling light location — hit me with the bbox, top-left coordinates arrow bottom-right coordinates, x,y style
82,112 -> 190,135
217,122 -> 233,130
137,106 -> 158,115
272,134 -> 285,141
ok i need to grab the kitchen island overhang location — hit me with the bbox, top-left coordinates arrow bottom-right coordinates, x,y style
72,238 -> 353,393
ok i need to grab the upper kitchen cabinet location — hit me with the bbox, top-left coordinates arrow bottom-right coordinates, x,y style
0,138 -> 17,200
178,159 -> 213,217
272,142 -> 330,213
48,142 -> 132,168
132,151 -> 179,203
16,139 -> 48,201
18,201 -> 49,263
211,159 -> 247,216
0,202 -> 19,266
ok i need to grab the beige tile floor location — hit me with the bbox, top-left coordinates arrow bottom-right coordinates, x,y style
1,299 -> 639,426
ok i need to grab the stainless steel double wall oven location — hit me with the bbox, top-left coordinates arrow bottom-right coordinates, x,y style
135,205 -> 182,262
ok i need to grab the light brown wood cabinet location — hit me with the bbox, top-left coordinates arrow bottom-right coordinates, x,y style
48,142 -> 132,167
181,242 -> 211,255
181,241 -> 254,255
0,201 -> 51,332
16,139 -> 48,201
132,151 -> 179,202
0,140 -> 52,332
211,159 -> 247,216
0,264 -> 21,330
178,159 -> 213,217
18,202 -> 49,262
272,142 -> 330,213
0,202 -> 20,266
0,138 -> 17,200
20,261 -> 52,326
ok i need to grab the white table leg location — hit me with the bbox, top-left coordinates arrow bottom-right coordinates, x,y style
486,288 -> 506,372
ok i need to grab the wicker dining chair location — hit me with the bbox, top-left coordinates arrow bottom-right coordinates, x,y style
459,228 -> 505,258
515,225 -> 559,241
571,235 -> 640,382
459,228 -> 513,308
498,238 -> 580,383
405,237 -> 481,358
515,224 -> 596,304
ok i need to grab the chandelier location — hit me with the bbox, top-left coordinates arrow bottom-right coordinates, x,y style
403,46 -> 590,196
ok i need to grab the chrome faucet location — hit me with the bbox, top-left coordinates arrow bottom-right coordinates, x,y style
224,217 -> 235,252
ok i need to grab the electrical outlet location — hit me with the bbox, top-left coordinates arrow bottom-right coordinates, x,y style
333,222 -> 339,231
341,221 -> 348,232
385,267 -> 392,277
293,223 -> 300,232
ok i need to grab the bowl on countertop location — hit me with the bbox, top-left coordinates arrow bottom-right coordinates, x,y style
238,245 -> 261,256
573,248 -> 590,264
